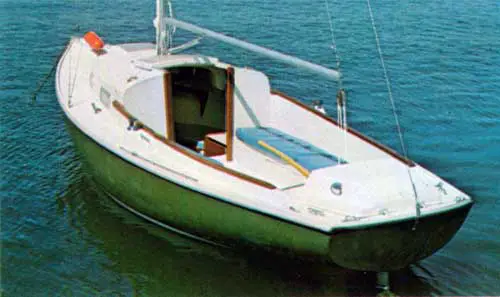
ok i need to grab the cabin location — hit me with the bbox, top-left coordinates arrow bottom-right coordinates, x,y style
86,41 -> 412,193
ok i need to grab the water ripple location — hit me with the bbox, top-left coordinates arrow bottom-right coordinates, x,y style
2,0 -> 499,295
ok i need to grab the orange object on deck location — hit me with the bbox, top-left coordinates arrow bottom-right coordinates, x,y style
84,31 -> 104,51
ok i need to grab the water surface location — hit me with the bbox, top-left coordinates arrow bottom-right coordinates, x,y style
1,0 -> 499,295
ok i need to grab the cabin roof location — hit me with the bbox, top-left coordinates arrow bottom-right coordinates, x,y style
139,54 -> 223,69
118,43 -> 155,52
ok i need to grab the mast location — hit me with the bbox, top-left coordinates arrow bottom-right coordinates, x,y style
155,0 -> 166,55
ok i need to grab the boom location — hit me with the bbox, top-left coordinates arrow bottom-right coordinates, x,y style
162,17 -> 341,81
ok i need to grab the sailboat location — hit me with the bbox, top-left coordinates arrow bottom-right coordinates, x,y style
55,0 -> 473,282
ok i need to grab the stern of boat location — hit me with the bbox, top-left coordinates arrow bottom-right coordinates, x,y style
327,202 -> 473,271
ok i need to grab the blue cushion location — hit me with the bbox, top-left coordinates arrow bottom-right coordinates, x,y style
236,127 -> 345,171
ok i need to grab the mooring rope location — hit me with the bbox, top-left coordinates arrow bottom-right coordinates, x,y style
31,39 -> 73,102
366,0 -> 421,225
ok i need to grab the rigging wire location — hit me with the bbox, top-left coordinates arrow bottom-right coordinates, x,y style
365,0 -> 421,225
323,0 -> 348,164
166,0 -> 176,49
324,0 -> 342,89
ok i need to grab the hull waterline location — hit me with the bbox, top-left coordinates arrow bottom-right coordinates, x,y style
65,117 -> 473,272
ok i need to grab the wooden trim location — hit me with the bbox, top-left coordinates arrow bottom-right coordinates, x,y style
225,67 -> 234,161
163,71 -> 175,140
271,90 -> 416,167
113,100 -> 132,119
205,133 -> 227,147
204,136 -> 226,157
112,100 -> 276,189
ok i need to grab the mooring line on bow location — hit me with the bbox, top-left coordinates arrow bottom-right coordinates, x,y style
31,41 -> 71,102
